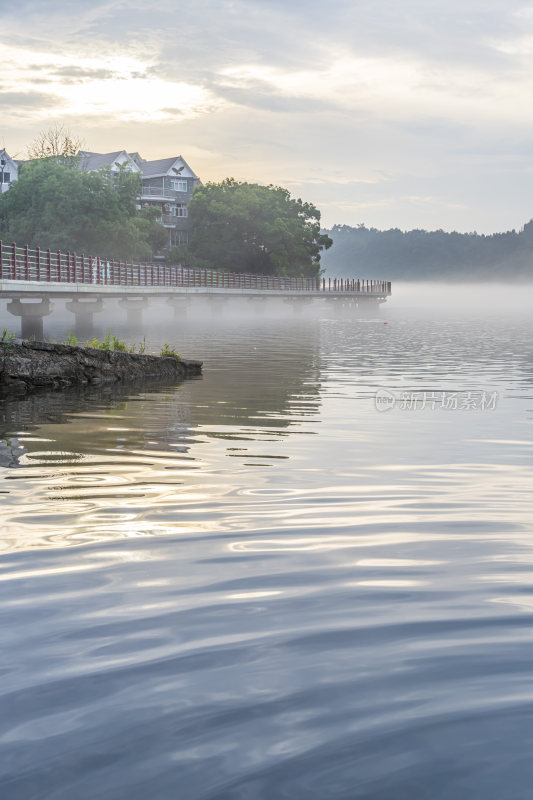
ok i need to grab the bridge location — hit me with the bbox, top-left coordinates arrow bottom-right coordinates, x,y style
0,241 -> 392,338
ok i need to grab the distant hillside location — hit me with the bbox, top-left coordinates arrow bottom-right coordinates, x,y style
321,222 -> 533,281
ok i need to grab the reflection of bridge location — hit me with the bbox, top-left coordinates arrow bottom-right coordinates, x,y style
0,241 -> 391,337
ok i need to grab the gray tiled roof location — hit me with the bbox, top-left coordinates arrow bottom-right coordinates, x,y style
78,151 -> 126,171
77,151 -> 199,180
139,157 -> 182,177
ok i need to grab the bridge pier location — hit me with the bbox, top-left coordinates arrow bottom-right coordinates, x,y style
356,297 -> 381,318
340,299 -> 358,318
284,297 -> 312,314
166,296 -> 189,320
7,298 -> 53,340
247,297 -> 268,314
324,296 -> 381,318
65,297 -> 105,335
119,296 -> 149,327
325,297 -> 341,315
207,296 -> 228,317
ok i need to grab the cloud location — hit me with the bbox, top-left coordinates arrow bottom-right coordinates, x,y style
210,79 -> 342,114
0,90 -> 63,108
3,0 -> 533,231
160,108 -> 185,117
20,0 -> 524,76
51,66 -> 119,82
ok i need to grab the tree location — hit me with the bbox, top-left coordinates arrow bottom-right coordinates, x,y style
0,158 -> 165,261
164,245 -> 210,269
187,179 -> 332,277
135,205 -> 169,254
26,124 -> 84,160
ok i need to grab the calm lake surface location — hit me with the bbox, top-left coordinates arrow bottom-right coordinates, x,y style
1,293 -> 533,799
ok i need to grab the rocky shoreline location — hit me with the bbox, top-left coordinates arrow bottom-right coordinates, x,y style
0,340 -> 202,396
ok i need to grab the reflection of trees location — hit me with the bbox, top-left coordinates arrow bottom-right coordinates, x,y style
0,323 -> 323,464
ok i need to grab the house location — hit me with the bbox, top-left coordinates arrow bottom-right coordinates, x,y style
132,154 -> 201,247
78,150 -> 200,249
0,150 -> 18,194
1,146 -> 201,251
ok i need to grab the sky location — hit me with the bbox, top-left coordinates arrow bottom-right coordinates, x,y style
2,0 -> 533,232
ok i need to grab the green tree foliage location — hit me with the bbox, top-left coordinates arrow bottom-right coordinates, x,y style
136,205 -> 169,255
321,223 -> 533,281
187,179 -> 332,277
164,245 -> 210,270
0,158 -> 166,261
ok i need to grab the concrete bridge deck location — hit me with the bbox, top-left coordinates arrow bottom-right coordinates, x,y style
0,279 -> 390,299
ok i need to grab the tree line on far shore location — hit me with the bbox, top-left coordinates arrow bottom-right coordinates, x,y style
320,223 -> 533,281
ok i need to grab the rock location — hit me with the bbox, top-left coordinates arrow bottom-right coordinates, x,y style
0,341 -> 202,397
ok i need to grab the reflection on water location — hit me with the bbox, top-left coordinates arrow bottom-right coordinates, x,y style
1,313 -> 533,799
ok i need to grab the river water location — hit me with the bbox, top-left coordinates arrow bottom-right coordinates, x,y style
1,291 -> 533,799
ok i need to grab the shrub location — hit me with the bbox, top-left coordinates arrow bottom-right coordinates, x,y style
160,343 -> 181,359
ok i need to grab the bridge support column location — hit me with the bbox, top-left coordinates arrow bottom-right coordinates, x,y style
166,296 -> 190,320
119,296 -> 149,327
207,296 -> 228,317
65,297 -> 105,335
324,297 -> 340,316
247,297 -> 267,314
7,298 -> 53,340
284,297 -> 312,314
340,299 -> 358,318
356,297 -> 380,318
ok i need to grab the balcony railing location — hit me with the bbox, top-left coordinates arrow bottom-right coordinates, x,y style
141,186 -> 186,199
155,215 -> 188,227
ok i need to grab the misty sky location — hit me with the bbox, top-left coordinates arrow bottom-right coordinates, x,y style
3,0 -> 533,232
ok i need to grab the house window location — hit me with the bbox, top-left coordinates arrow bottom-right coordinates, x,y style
170,179 -> 187,192
2,172 -> 10,183
172,204 -> 188,217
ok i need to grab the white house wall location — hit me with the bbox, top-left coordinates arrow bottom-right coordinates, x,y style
111,152 -> 141,172
0,152 -> 18,193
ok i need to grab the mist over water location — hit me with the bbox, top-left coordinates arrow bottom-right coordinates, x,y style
1,284 -> 533,798
386,281 -> 533,319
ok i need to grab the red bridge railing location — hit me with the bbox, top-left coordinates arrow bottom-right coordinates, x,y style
0,241 -> 391,296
